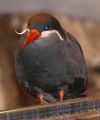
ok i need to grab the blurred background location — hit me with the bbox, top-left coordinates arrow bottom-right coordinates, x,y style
0,0 -> 100,111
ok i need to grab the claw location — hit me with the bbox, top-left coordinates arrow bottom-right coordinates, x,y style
59,89 -> 64,102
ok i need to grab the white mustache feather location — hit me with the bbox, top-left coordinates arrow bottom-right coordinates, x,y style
15,28 -> 29,35
41,30 -> 64,41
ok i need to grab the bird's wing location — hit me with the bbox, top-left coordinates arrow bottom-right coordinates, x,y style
63,31 -> 88,95
65,31 -> 84,55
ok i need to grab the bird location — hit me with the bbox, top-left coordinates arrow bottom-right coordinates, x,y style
15,13 -> 88,103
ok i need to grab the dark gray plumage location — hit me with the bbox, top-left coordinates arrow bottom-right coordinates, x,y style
15,13 -> 88,102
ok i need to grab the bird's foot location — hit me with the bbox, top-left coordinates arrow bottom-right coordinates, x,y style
59,89 -> 64,102
37,93 -> 45,104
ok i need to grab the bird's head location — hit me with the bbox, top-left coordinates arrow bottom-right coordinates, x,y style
15,13 -> 65,48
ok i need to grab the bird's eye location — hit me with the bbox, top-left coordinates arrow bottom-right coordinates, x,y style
45,26 -> 49,30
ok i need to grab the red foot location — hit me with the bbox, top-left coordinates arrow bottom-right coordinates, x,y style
59,89 -> 64,101
38,93 -> 44,104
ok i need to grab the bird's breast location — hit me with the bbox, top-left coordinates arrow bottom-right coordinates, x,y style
16,34 -> 67,89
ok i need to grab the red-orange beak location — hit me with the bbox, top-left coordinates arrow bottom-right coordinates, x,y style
22,29 -> 40,48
